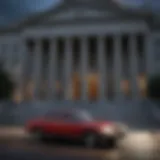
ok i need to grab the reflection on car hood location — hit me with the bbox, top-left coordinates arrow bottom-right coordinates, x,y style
84,121 -> 113,127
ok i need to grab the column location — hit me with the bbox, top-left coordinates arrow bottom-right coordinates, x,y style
6,43 -> 13,71
80,37 -> 88,101
64,37 -> 73,100
18,38 -> 28,101
113,35 -> 123,100
129,34 -> 140,99
10,44 -> 16,68
98,36 -> 107,100
48,38 -> 58,99
32,39 -> 42,100
145,33 -> 153,75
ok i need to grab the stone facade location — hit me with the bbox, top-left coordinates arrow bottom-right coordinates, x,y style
0,0 -> 159,102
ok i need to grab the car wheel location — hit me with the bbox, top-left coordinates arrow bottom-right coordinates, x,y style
83,132 -> 97,149
105,137 -> 116,149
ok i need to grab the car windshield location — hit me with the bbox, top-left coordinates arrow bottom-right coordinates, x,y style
45,109 -> 94,122
76,110 -> 94,122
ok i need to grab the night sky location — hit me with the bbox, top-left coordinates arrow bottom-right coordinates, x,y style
0,0 -> 159,26
0,0 -> 59,26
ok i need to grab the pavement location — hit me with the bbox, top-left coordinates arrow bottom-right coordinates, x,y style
0,126 -> 29,139
0,127 -> 116,160
0,148 -> 109,160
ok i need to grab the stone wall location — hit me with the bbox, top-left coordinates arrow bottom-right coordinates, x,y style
0,100 -> 159,130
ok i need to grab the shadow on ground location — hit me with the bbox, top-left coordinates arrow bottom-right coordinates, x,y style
0,139 -> 109,160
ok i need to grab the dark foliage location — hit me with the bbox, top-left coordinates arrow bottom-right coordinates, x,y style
0,63 -> 14,100
147,74 -> 160,100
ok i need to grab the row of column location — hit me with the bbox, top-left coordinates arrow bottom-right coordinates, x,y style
20,34 -> 146,101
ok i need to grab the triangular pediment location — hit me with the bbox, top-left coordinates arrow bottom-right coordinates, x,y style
24,0 -> 125,26
48,8 -> 116,21
17,0 -> 148,27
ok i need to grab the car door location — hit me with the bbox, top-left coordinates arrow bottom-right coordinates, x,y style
60,113 -> 84,138
43,111 -> 64,136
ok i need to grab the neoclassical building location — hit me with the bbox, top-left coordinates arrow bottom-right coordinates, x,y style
0,0 -> 159,102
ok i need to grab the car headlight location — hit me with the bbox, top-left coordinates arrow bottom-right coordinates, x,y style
100,126 -> 115,135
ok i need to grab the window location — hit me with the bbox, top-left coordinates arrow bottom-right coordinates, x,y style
75,110 -> 94,122
62,110 -> 94,122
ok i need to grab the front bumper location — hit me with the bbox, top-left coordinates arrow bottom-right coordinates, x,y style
96,133 -> 117,147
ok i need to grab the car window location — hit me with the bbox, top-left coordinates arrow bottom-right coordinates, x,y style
61,113 -> 74,121
60,110 -> 94,122
60,112 -> 81,122
45,109 -> 93,122
45,111 -> 61,120
75,110 -> 94,122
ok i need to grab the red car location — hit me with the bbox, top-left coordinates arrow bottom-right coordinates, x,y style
26,108 -> 125,148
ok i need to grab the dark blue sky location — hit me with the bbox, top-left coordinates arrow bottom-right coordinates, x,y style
0,0 -> 158,26
0,0 -> 59,25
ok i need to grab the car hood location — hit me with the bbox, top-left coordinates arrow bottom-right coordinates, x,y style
85,121 -> 113,127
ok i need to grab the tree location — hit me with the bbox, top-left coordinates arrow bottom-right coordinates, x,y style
147,74 -> 160,100
0,63 -> 15,100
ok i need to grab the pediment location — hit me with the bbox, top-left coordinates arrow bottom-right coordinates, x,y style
38,7 -> 120,25
51,8 -> 116,20
19,0 -> 147,27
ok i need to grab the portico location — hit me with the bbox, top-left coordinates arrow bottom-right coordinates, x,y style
19,30 -> 148,101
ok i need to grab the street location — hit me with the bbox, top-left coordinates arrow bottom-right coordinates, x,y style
0,139 -> 116,160
0,127 -> 117,160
